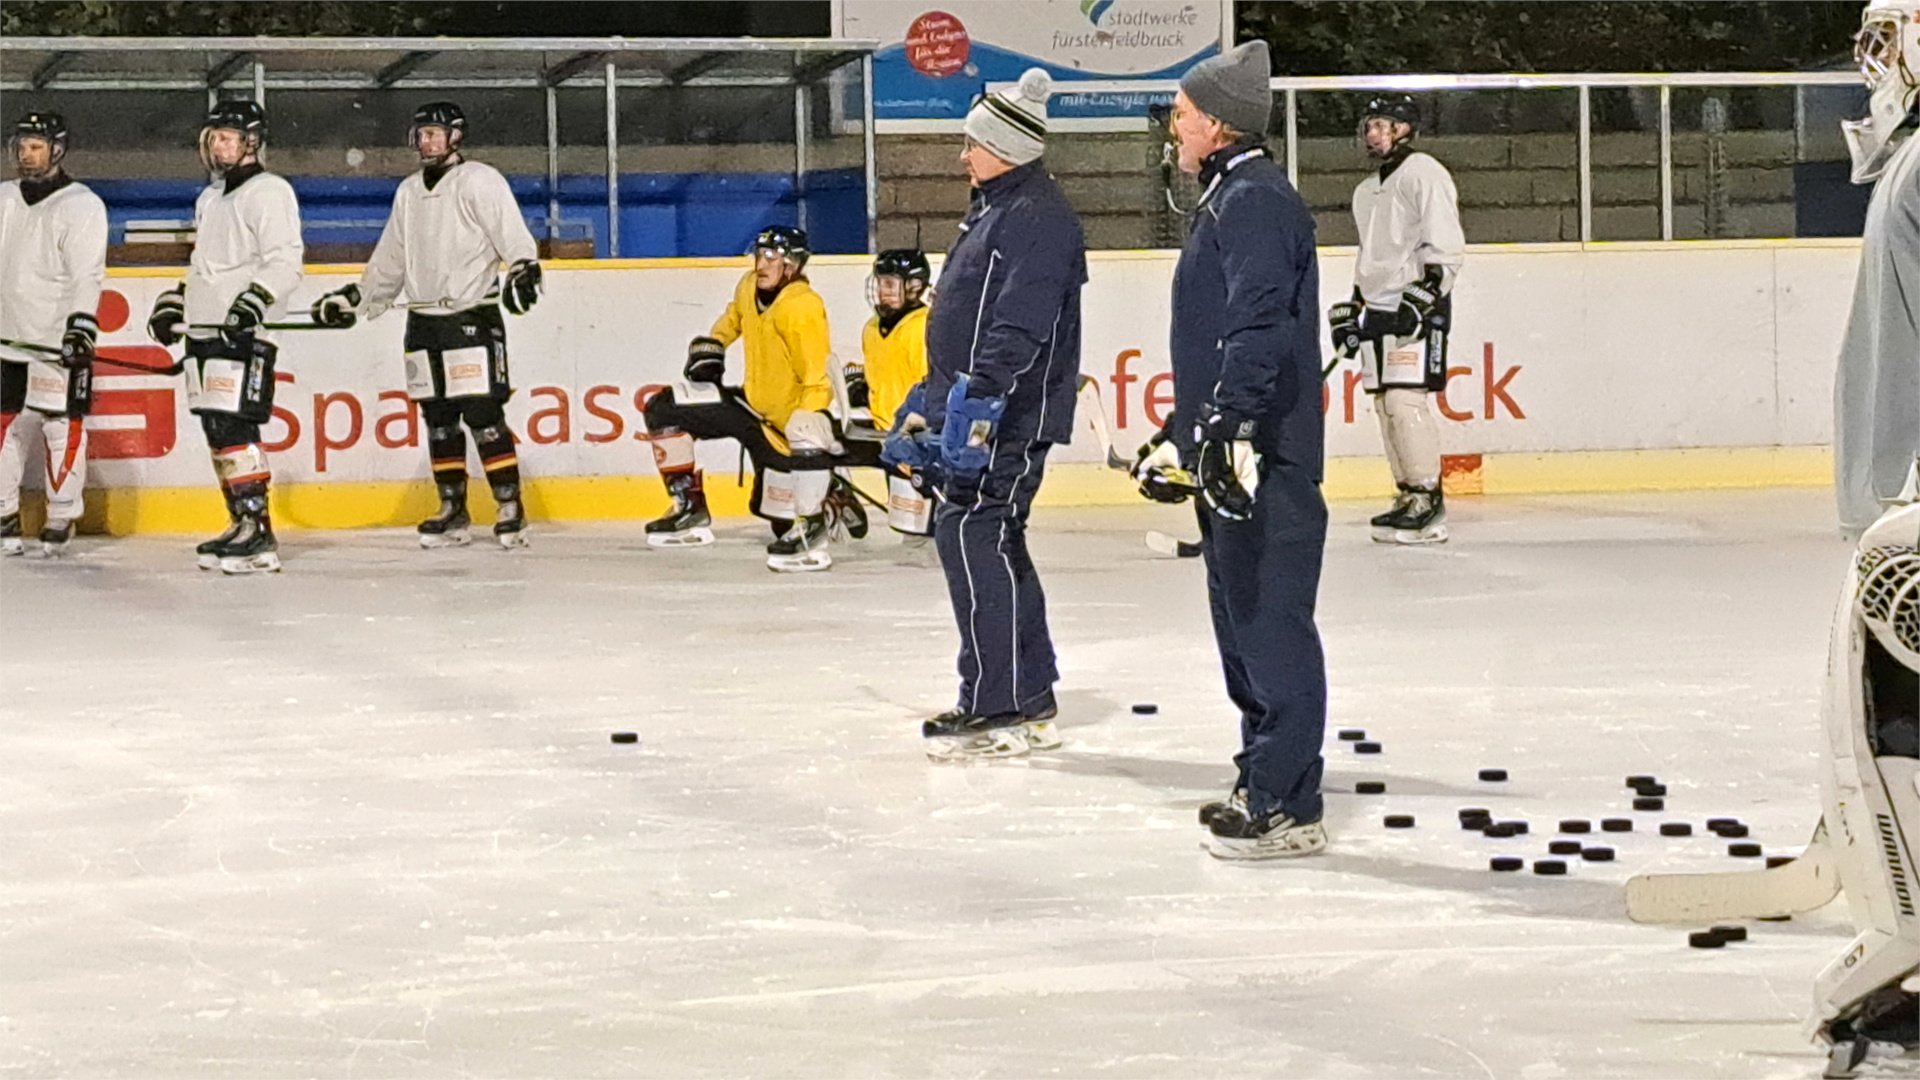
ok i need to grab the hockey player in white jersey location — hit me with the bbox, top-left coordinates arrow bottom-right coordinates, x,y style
146,99 -> 303,574
1329,94 -> 1465,545
310,101 -> 542,549
0,111 -> 106,557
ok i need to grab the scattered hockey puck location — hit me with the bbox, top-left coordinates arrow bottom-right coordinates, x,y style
1478,768 -> 1509,782
610,731 -> 639,744
1501,820 -> 1530,835
1601,818 -> 1634,833
1384,814 -> 1415,829
1759,915 -> 1792,922
1490,856 -> 1524,872
1713,823 -> 1750,838
1711,925 -> 1748,943
1633,797 -> 1665,812
1559,819 -> 1592,834
1461,817 -> 1494,832
1659,822 -> 1694,837
1766,855 -> 1796,869
1688,931 -> 1727,949
1626,775 -> 1658,788
1356,781 -> 1387,795
1337,729 -> 1367,741
1582,846 -> 1616,862
1728,842 -> 1763,858
1458,807 -> 1491,820
1482,823 -> 1518,838
1534,859 -> 1568,876
1633,782 -> 1669,797
1706,817 -> 1740,832
1131,703 -> 1158,715
1354,741 -> 1382,754
1548,840 -> 1583,855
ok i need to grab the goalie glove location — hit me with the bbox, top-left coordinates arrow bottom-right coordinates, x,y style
1131,424 -> 1196,505
1193,406 -> 1261,521
223,283 -> 273,345
939,373 -> 1006,479
502,258 -> 542,315
60,312 -> 98,371
684,336 -> 726,384
148,286 -> 185,347
311,283 -> 361,329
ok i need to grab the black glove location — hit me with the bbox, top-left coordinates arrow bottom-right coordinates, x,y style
311,283 -> 360,329
502,258 -> 542,315
1130,424 -> 1195,505
1327,300 -> 1362,358
845,366 -> 870,411
1192,406 -> 1261,521
684,336 -> 726,384
223,283 -> 273,345
148,286 -> 185,347
60,312 -> 98,371
1402,265 -> 1448,334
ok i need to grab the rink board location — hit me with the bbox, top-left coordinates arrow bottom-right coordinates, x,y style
66,240 -> 1856,533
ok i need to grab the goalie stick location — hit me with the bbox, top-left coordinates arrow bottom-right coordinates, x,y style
1625,819 -> 1840,923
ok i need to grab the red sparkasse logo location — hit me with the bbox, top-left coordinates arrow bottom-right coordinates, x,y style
906,11 -> 969,78
88,288 -> 178,460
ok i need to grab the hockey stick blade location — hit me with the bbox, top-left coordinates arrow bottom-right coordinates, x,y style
1146,531 -> 1203,558
1625,819 -> 1840,924
1076,374 -> 1134,472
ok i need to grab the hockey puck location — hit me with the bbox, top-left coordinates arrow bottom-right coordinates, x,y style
1458,807 -> 1492,820
1633,782 -> 1668,797
1490,856 -> 1524,872
1766,855 -> 1796,869
1355,781 -> 1386,795
1626,774 -> 1658,787
1354,741 -> 1382,754
1728,842 -> 1763,858
1705,817 -> 1740,831
1131,703 -> 1159,715
1478,768 -> 1509,782
1534,859 -> 1568,875
1714,823 -> 1750,838
1501,820 -> 1530,835
1688,930 -> 1727,949
1601,818 -> 1634,833
1758,915 -> 1792,922
1659,822 -> 1693,837
1582,846 -> 1616,862
1559,819 -> 1592,834
1482,823 -> 1518,838
1384,814 -> 1415,829
1711,924 -> 1748,942
610,731 -> 639,744
1633,797 -> 1665,811
1548,840 -> 1583,855
1337,729 -> 1367,741
1461,816 -> 1494,832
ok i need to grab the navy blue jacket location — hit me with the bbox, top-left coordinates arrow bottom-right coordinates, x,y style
1170,143 -> 1323,481
925,161 -> 1087,446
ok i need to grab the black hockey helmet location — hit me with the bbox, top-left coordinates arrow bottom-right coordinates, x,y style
8,111 -> 69,174
409,101 -> 466,158
752,225 -> 810,267
201,98 -> 266,172
873,248 -> 931,285
1362,93 -> 1421,131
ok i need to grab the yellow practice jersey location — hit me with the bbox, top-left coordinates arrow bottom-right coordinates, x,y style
710,270 -> 833,432
860,305 -> 930,431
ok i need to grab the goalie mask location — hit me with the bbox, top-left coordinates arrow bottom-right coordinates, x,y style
866,248 -> 931,316
8,111 -> 68,180
200,98 -> 266,176
409,101 -> 466,167
1844,0 -> 1920,183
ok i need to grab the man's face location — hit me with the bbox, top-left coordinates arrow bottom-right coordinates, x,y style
206,128 -> 248,169
874,275 -> 907,312
1171,89 -> 1227,175
754,249 -> 794,290
11,136 -> 52,178
415,125 -> 452,162
961,138 -> 1014,187
1362,117 -> 1409,157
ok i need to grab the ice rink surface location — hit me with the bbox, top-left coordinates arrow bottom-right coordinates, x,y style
0,488 -> 1863,1078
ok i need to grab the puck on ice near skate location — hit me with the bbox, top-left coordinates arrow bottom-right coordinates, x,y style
1711,925 -> 1749,942
1633,797 -> 1665,811
1714,823 -> 1750,838
1688,931 -> 1727,949
1533,859 -> 1568,875
610,732 -> 639,744
1601,818 -> 1634,832
1728,842 -> 1763,858
1384,814 -> 1415,829
1766,855 -> 1796,869
1490,857 -> 1524,872
1548,840 -> 1583,855
1559,819 -> 1592,834
1355,781 -> 1386,795
1478,768 -> 1508,782
1131,703 -> 1158,715
1337,729 -> 1366,741
1581,846 -> 1616,861
1354,741 -> 1382,754
1660,822 -> 1693,837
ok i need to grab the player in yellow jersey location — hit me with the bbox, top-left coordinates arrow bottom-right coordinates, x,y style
641,226 -> 841,571
841,248 -> 934,539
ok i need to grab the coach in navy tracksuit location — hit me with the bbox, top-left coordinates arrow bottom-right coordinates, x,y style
913,69 -> 1087,761
1134,41 -> 1330,857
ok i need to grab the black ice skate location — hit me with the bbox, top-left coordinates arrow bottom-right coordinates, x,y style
418,477 -> 472,548
217,499 -> 281,575
646,473 -> 713,548
1,511 -> 22,557
492,480 -> 528,550
1821,987 -> 1919,1079
1369,484 -> 1414,543
1206,807 -> 1327,860
826,474 -> 869,541
196,494 -> 242,569
922,707 -> 1031,761
37,519 -> 73,557
766,513 -> 831,573
1387,485 -> 1448,546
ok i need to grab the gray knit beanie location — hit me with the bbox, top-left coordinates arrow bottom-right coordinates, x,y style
1178,40 -> 1273,136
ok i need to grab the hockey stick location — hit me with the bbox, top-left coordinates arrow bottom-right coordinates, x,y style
1146,530 -> 1204,558
1075,374 -> 1135,472
0,336 -> 61,357
0,336 -> 180,374
186,320 -> 337,332
1624,819 -> 1840,924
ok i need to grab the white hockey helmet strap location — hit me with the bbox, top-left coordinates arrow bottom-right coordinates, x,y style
1843,1 -> 1920,182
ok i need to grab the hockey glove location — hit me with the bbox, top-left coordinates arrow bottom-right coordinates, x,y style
844,365 -> 871,411
1131,424 -> 1196,505
148,286 -> 185,347
1327,300 -> 1363,358
940,373 -> 1006,479
684,336 -> 727,384
1193,406 -> 1261,521
502,259 -> 543,316
311,283 -> 361,329
60,312 -> 98,371
223,283 -> 274,345
1402,266 -> 1448,335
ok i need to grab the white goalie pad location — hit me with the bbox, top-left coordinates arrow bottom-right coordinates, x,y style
186,356 -> 247,414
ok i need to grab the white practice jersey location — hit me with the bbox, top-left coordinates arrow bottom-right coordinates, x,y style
0,177 -> 108,362
358,160 -> 537,319
1351,151 -> 1465,309
186,168 -> 304,342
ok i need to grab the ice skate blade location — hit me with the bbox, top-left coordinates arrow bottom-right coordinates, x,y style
925,727 -> 1031,762
767,549 -> 832,573
1369,525 -> 1399,544
219,551 -> 283,575
1390,524 -> 1449,545
196,552 -> 219,570
1207,820 -> 1328,861
1824,1037 -> 1911,1079
495,529 -> 528,550
418,528 -> 472,549
648,527 -> 714,549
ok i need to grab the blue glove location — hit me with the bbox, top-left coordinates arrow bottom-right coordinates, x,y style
881,381 -> 942,478
940,373 -> 1007,478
